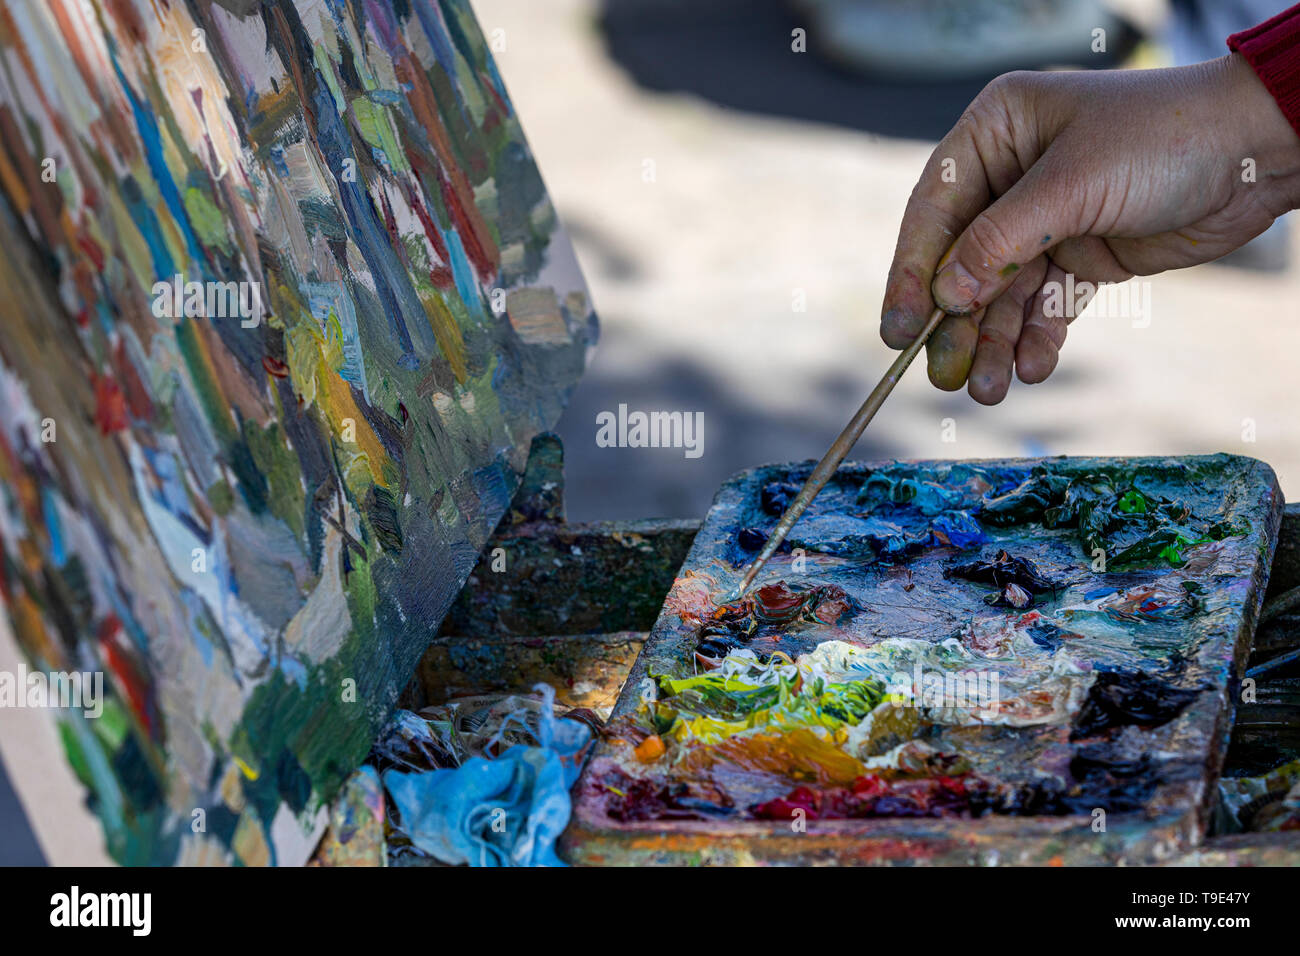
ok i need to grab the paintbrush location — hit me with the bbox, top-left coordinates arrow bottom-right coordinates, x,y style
725,306 -> 948,603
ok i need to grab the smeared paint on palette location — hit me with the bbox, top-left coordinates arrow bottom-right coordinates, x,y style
0,1 -> 594,864
566,456 -> 1281,865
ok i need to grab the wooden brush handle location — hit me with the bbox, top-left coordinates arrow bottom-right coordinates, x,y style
731,306 -> 947,599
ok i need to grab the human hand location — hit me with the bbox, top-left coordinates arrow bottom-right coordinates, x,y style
881,54 -> 1300,404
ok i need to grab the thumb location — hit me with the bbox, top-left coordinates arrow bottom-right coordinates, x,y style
931,173 -> 1077,315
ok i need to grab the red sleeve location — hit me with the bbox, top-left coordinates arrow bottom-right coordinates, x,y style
1228,4 -> 1300,140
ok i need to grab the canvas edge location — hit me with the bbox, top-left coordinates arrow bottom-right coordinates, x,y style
0,611 -> 114,866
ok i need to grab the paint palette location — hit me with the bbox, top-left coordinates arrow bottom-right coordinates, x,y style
565,455 -> 1282,865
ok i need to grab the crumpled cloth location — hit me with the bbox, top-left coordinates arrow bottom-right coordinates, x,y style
1217,757 -> 1300,833
381,684 -> 592,866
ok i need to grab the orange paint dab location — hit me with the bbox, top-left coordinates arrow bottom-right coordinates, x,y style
635,734 -> 665,763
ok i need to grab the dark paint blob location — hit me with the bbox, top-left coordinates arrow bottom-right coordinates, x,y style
1071,670 -> 1201,739
600,770 -> 736,822
978,471 -> 1069,526
693,618 -> 763,666
365,485 -> 403,553
760,481 -> 801,517
945,548 -> 1060,594
695,632 -> 749,663
693,613 -> 763,666
981,470 -> 1249,568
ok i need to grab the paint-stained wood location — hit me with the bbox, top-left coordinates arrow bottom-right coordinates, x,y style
411,632 -> 645,718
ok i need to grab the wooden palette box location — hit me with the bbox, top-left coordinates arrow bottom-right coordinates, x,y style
562,454 -> 1284,865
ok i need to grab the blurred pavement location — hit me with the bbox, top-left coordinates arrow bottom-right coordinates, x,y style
476,0 -> 1300,521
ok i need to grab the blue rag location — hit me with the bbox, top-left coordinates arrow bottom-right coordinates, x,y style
382,686 -> 591,867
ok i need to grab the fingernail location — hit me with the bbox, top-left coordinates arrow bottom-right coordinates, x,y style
933,261 -> 980,311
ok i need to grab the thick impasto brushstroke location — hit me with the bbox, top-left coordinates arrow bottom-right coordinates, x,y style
0,0 -> 595,865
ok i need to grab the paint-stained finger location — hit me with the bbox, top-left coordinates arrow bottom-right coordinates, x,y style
882,199 -> 974,349
882,215 -> 961,348
1017,261 -> 1074,384
930,159 -> 1083,317
881,116 -> 997,350
968,256 -> 1047,405
926,309 -> 982,391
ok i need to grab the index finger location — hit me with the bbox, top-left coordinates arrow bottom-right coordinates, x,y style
880,85 -> 1035,349
880,121 -> 990,350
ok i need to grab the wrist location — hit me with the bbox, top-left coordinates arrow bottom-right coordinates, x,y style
1219,52 -> 1300,214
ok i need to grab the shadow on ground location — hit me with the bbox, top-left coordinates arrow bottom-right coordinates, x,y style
553,322 -> 1095,522
598,0 -> 1139,140
0,763 -> 44,865
556,347 -> 904,521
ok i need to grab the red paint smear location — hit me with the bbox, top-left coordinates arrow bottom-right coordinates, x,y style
92,373 -> 128,434
262,355 -> 290,378
438,169 -> 494,277
429,265 -> 454,289
751,774 -> 978,821
406,185 -> 450,264
98,614 -> 157,738
104,0 -> 147,45
721,580 -> 853,627
112,339 -> 154,422
76,232 -> 105,272
754,582 -> 804,616
480,71 -> 511,117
